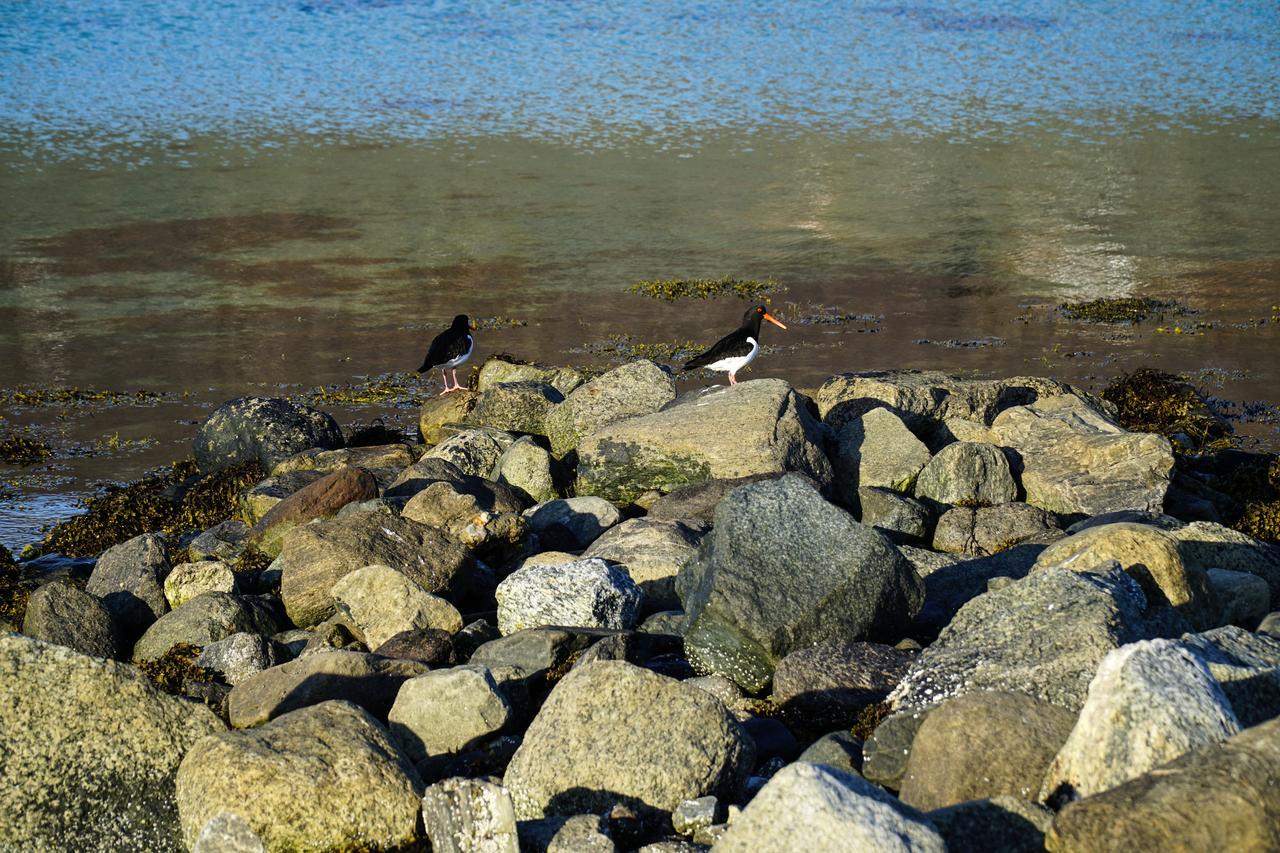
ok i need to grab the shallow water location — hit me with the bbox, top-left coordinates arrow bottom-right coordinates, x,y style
1,1 -> 1278,551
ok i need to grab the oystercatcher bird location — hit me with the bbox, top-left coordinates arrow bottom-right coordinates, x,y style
417,314 -> 475,394
682,304 -> 787,385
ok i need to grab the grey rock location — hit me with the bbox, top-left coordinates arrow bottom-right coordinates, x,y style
424,428 -> 508,479
832,407 -> 933,502
584,518 -> 705,613
470,627 -> 594,681
21,581 -> 118,659
193,395 -> 343,473
646,474 -> 779,524
989,396 -> 1173,515
198,632 -> 280,685
401,476 -> 528,561
575,379 -> 832,504
175,701 -> 421,851
85,531 -> 171,643
524,496 -> 623,551
862,707 -> 934,789
164,559 -> 238,608
0,634 -> 224,851
132,592 -> 279,663
1065,510 -> 1184,534
519,813 -> 615,853
497,436 -> 561,504
543,360 -> 676,457
857,487 -> 930,543
389,665 -> 513,766
641,609 -> 688,636
271,442 -> 417,477
421,776 -> 519,853
680,475 -> 924,691
375,627 -> 455,666
685,674 -> 746,708
673,796 -> 720,836
384,457 -> 472,499
1180,626 -> 1280,727
332,564 -> 464,649
713,762 -> 946,853
276,511 -> 474,628
797,731 -> 864,776
503,661 -> 754,820
898,691 -> 1076,809
1042,638 -> 1239,801
496,557 -> 642,635
188,519 -> 250,563
1260,610 -> 1280,639
226,649 -> 427,727
770,641 -> 915,730
927,796 -> 1051,853
192,812 -> 266,853
911,541 -> 1048,635
932,502 -> 1061,556
1169,520 -> 1280,602
890,564 -> 1156,713
478,357 -> 583,396
1207,568 -> 1270,628
468,381 -> 565,435
914,441 -> 1017,507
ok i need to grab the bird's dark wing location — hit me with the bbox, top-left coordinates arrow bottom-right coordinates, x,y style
682,329 -> 751,371
417,329 -> 470,372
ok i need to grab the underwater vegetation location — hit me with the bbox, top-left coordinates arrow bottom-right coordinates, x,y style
1057,297 -> 1188,324
0,432 -> 54,466
627,276 -> 785,302
307,373 -> 423,408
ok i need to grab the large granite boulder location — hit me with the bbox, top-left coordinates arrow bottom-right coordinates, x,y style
989,396 -> 1173,515
85,531 -> 171,643
194,396 -> 343,473
401,478 -> 528,560
478,357 -> 583,396
931,502 -> 1061,556
388,665 -> 513,767
543,360 -> 677,457
575,379 -> 832,504
1041,639 -> 1239,801
331,564 -> 464,649
276,511 -> 474,628
467,381 -> 565,435
914,441 -> 1018,507
423,428 -> 509,478
163,560 -> 238,609
270,442 -> 417,477
239,470 -> 326,524
927,796 -> 1053,853
496,436 -> 560,504
858,486 -> 931,543
582,518 -> 704,613
419,390 -> 479,446
1180,626 -> 1280,726
714,762 -> 946,853
21,581 -> 119,659
1168,520 -> 1280,602
503,661 -> 754,820
832,407 -> 932,504
495,557 -> 642,635
132,592 -> 280,663
245,465 -> 379,557
0,634 -> 225,850
524,496 -> 622,550
175,701 -> 421,851
680,475 -> 924,692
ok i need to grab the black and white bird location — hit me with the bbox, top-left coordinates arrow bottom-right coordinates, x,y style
682,304 -> 787,385
417,314 -> 475,394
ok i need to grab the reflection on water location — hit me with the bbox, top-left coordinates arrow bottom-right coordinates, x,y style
0,1 -> 1278,550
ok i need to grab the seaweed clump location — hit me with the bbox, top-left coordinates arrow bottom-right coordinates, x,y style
1102,368 -> 1235,454
850,700 -> 893,741
137,642 -> 215,695
41,459 -> 264,558
308,372 -> 420,407
1058,297 -> 1185,324
0,543 -> 35,628
627,276 -> 785,302
0,432 -> 53,466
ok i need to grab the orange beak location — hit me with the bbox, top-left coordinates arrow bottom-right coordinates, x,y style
470,322 -> 478,331
763,312 -> 787,330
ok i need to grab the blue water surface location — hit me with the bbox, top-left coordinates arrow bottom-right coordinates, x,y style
2,0 -> 1277,158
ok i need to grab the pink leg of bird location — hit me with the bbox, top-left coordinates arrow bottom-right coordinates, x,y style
729,373 -> 738,386
438,370 -> 452,395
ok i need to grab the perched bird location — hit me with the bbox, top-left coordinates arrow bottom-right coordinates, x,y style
417,314 -> 475,394
682,304 -> 787,385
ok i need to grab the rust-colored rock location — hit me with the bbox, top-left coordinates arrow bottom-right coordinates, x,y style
247,466 -> 379,557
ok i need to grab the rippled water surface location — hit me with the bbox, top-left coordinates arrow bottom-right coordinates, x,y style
1,1 -> 1278,549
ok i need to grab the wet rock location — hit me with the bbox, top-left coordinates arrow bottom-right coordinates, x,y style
132,592 -> 278,663
424,428 -> 508,478
271,442 -> 416,477
583,518 -> 704,613
680,475 -> 923,692
1033,522 -> 1216,630
575,379 -> 832,504
932,502 -> 1061,556
862,707 -> 933,789
194,395 -> 343,474
496,557 -> 642,635
0,634 -> 224,850
85,531 -> 171,643
374,627 -> 455,666
419,390 -> 480,446
927,796 -> 1052,853
187,519 -> 250,563
21,581 -> 119,660
989,396 -> 1173,515
276,511 -> 474,628
497,435 -> 561,504
797,731 -> 864,776
832,407 -> 932,503
914,441 -> 1017,507
544,360 -> 676,457
503,661 -> 754,820
1045,717 -> 1280,853
524,496 -> 623,551
331,564 -> 464,649
714,761 -> 946,853
197,631 -> 280,685
226,649 -> 427,727
164,559 -> 238,608
467,380 -> 565,435
479,357 -> 583,396
176,701 -> 421,851
1178,626 -> 1280,727
245,465 -> 379,557
389,664 -> 513,767
1041,638 -> 1239,801
770,641 -> 915,730
898,691 -> 1076,809
421,776 -> 520,853
1206,568 -> 1270,628
857,487 -> 930,543
1168,520 -> 1280,602
890,564 -> 1155,713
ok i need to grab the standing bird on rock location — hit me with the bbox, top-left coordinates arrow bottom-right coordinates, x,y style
682,304 -> 787,385
417,314 -> 475,394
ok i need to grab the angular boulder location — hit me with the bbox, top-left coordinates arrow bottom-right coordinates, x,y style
197,632 -> 281,686
495,557 -> 642,635
132,592 -> 279,664
832,406 -> 932,503
421,776 -> 520,853
478,357 -> 583,395
194,396 -> 343,473
543,360 -> 676,457
523,496 -> 623,550
423,428 -> 507,478
467,381 -> 565,435
770,641 -> 915,730
497,435 -> 560,504
932,502 -> 1061,557
85,531 -> 171,643
245,465 -> 379,558
419,390 -> 479,446
1169,520 -> 1280,602
857,487 -> 930,543
271,442 -> 417,477
388,665 -> 512,766
163,559 -> 238,609
1180,626 -> 1280,726
914,441 -> 1017,507
574,379 -> 832,504
331,564 -> 464,649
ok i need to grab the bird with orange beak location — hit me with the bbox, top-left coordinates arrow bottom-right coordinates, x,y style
417,314 -> 476,394
682,304 -> 787,385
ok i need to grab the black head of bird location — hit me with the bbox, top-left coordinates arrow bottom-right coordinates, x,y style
744,304 -> 787,333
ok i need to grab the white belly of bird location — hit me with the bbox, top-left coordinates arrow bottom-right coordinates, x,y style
706,337 -> 758,375
443,336 -> 474,369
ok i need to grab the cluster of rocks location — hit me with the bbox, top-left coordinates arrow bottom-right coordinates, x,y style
3,363 -> 1280,852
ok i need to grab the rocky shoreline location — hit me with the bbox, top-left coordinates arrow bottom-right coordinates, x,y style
3,361 -> 1279,852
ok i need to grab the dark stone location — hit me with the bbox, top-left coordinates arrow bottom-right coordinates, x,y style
84,532 -> 171,646
797,730 -> 864,775
771,641 -> 915,731
862,707 -> 934,790
740,716 -> 799,767
646,474 -> 783,524
374,628 -> 456,666
193,396 -> 343,474
857,486 -> 931,543
21,581 -> 119,660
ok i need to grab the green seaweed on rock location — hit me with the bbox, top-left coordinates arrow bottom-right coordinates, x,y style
137,642 -> 215,695
0,544 -> 35,628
